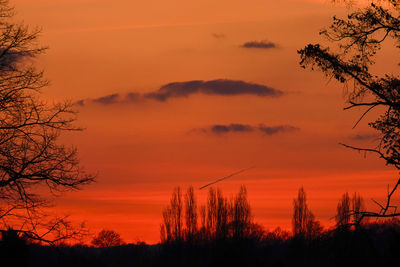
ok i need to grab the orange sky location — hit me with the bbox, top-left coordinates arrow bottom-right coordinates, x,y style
12,0 -> 400,244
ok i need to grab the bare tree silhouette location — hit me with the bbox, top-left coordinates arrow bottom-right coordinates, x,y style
292,187 -> 321,239
299,0 -> 400,223
199,204 -> 207,240
206,187 -> 217,238
160,187 -> 183,242
160,206 -> 173,243
0,0 -> 94,244
352,192 -> 366,224
184,186 -> 197,241
161,185 -> 256,243
170,187 -> 183,241
215,189 -> 229,239
336,191 -> 367,229
91,229 -> 124,248
336,192 -> 351,229
231,185 -> 252,239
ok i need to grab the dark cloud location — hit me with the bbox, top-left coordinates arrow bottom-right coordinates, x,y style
198,123 -> 299,136
241,41 -> 277,49
76,79 -> 283,106
212,33 -> 226,39
258,125 -> 299,135
349,133 -> 379,141
92,93 -> 120,105
211,124 -> 255,134
145,79 -> 283,101
126,92 -> 142,102
75,99 -> 85,107
76,92 -> 143,106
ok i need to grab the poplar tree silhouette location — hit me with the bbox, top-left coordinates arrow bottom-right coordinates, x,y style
292,187 -> 322,239
185,186 -> 197,241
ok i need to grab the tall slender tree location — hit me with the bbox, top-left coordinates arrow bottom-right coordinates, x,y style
170,186 -> 183,241
352,192 -> 365,224
207,187 -> 217,237
336,192 -> 351,228
185,186 -> 197,241
160,206 -> 173,243
292,187 -> 321,239
231,185 -> 252,239
216,189 -> 229,239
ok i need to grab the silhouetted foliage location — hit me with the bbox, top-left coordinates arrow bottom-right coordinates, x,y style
299,0 -> 400,221
91,229 -> 124,248
0,228 -> 29,266
265,227 -> 290,241
18,220 -> 400,267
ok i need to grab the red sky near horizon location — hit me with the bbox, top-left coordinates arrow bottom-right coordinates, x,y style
13,0 -> 399,244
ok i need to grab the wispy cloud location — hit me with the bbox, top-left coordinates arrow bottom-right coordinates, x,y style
77,79 -> 283,106
92,94 -> 120,105
241,40 -> 278,49
349,133 -> 379,141
196,123 -> 299,136
212,33 -> 226,39
259,125 -> 299,135
211,124 -> 255,134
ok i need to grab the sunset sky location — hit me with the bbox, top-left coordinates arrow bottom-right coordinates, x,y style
13,0 -> 399,243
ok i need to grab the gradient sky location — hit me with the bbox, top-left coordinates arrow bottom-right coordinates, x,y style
12,0 -> 399,243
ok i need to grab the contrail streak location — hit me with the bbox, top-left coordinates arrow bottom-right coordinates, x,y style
199,166 -> 255,190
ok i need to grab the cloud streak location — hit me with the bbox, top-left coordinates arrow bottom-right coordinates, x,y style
241,41 -> 278,49
198,123 -> 299,136
92,93 -> 120,105
211,124 -> 254,134
77,79 -> 283,106
212,33 -> 226,39
349,133 -> 379,141
259,125 -> 299,135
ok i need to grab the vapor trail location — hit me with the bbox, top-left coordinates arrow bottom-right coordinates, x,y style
199,166 -> 255,190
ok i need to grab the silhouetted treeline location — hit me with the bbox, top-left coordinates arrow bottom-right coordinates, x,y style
2,186 -> 400,266
3,220 -> 400,267
160,186 -> 261,243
